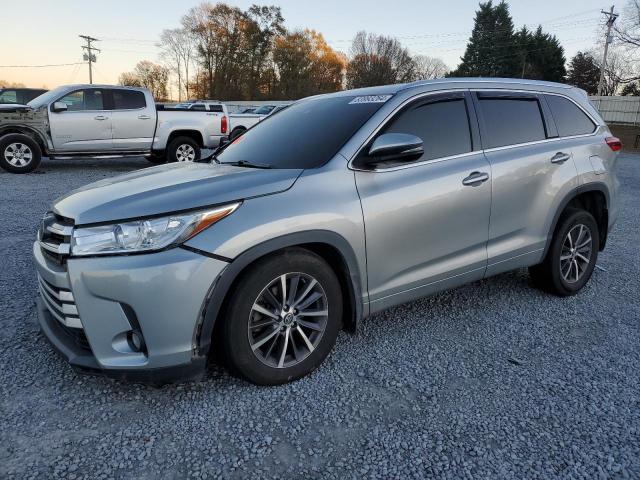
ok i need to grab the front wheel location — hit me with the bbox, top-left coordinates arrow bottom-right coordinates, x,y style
166,136 -> 201,163
222,249 -> 343,385
0,134 -> 42,173
529,209 -> 599,296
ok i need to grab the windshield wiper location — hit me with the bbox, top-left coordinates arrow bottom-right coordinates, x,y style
223,160 -> 272,169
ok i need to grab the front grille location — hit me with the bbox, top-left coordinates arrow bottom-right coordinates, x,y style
38,275 -> 91,351
38,275 -> 81,328
38,213 -> 73,265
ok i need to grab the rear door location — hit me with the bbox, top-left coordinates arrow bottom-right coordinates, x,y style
109,89 -> 155,151
473,91 -> 580,276
355,91 -> 492,312
49,88 -> 112,152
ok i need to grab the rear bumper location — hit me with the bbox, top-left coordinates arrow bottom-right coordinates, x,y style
33,242 -> 228,384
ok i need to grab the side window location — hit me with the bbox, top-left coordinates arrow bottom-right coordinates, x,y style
57,89 -> 104,111
208,104 -> 223,112
545,95 -> 596,137
0,90 -> 18,103
190,104 -> 206,111
381,97 -> 473,162
112,90 -> 146,109
478,96 -> 546,149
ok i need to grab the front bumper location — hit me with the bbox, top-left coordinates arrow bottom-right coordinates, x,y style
33,242 -> 228,383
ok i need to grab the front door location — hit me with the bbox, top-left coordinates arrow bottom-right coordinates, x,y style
49,88 -> 112,152
354,92 -> 492,313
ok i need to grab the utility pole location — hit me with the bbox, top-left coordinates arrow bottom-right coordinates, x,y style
79,35 -> 100,84
597,6 -> 618,96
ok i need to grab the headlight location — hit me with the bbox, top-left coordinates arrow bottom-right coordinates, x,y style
70,203 -> 240,256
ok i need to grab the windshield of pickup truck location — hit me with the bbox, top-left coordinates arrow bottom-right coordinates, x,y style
27,86 -> 69,108
217,95 -> 388,169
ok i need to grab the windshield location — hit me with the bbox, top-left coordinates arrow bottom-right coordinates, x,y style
27,86 -> 69,108
217,95 -> 388,169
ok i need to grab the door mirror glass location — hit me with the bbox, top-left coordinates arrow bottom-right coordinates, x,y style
52,101 -> 68,113
368,132 -> 424,159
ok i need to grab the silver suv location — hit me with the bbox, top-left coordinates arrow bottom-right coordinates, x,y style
34,78 -> 621,385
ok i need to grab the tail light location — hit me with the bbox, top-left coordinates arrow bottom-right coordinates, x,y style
605,136 -> 622,152
221,116 -> 228,134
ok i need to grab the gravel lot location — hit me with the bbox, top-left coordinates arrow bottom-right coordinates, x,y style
1,154 -> 639,479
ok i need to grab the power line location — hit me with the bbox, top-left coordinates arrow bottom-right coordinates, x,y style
0,62 -> 84,68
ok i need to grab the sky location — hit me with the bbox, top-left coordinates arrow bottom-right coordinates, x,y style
0,0 -> 628,93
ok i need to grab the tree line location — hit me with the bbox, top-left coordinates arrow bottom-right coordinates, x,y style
118,1 -> 640,100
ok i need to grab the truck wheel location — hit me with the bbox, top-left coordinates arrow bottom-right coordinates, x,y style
229,127 -> 246,141
166,137 -> 201,163
222,248 -> 343,385
0,134 -> 42,173
529,208 -> 599,296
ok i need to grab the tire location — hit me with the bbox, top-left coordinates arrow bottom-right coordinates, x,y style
0,134 -> 42,173
166,136 -> 201,163
529,208 -> 599,296
222,248 -> 343,385
229,127 -> 246,141
145,154 -> 166,165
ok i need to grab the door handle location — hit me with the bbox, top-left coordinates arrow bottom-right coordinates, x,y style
138,114 -> 151,120
551,152 -> 571,164
94,115 -> 108,121
462,171 -> 489,186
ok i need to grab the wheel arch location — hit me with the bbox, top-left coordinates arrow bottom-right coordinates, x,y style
193,230 -> 365,360
543,182 -> 610,257
0,126 -> 48,154
167,130 -> 204,148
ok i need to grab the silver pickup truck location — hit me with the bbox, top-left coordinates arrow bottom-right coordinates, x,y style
0,84 -> 229,173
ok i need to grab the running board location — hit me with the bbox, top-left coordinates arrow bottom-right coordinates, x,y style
50,152 -> 150,160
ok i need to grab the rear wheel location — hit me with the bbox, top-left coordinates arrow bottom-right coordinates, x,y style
529,209 -> 599,296
166,136 -> 201,163
0,134 -> 42,173
222,249 -> 343,385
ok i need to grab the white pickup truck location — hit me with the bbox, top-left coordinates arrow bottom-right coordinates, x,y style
0,84 -> 229,173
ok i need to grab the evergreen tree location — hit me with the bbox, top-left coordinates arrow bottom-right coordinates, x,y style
452,1 -> 518,77
453,2 -> 565,81
566,51 -> 600,94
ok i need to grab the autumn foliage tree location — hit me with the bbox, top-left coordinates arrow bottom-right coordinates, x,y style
118,61 -> 170,101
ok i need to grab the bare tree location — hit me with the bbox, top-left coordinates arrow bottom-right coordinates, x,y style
589,47 -> 637,95
615,0 -> 640,48
159,28 -> 196,101
346,31 -> 416,89
412,55 -> 448,80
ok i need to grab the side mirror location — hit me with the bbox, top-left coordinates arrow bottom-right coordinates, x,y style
368,133 -> 424,159
52,102 -> 68,113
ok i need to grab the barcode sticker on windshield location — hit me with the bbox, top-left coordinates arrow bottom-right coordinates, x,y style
349,95 -> 393,104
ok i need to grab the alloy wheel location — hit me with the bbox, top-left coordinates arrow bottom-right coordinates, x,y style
248,272 -> 329,368
175,144 -> 196,162
4,143 -> 33,167
560,223 -> 593,283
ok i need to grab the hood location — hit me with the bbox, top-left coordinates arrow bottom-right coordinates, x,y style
53,162 -> 303,225
0,103 -> 31,112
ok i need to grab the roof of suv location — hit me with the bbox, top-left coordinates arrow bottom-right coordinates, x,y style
324,77 -> 576,98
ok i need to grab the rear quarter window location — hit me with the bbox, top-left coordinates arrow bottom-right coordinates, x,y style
478,96 -> 546,149
545,95 -> 596,137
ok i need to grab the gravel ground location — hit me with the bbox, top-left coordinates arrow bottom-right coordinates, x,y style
0,154 -> 638,479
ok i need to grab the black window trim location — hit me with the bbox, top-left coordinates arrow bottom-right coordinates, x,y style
107,88 -> 147,111
51,88 -> 110,113
349,89 -> 482,173
471,89 -> 600,152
